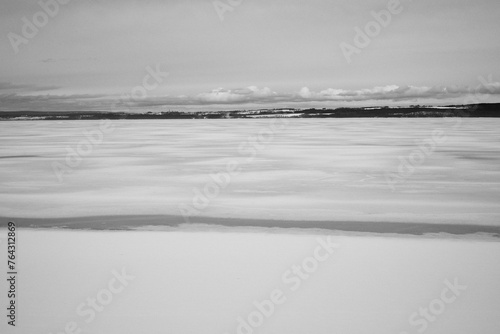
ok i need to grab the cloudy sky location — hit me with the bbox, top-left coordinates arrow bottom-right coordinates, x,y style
1,0 -> 499,112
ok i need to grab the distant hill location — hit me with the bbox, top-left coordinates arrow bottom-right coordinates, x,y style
1,103 -> 499,120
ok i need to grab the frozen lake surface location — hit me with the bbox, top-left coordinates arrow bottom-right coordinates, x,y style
0,229 -> 499,334
1,119 -> 500,226
1,119 -> 499,334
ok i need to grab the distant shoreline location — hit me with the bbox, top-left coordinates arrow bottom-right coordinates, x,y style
1,215 -> 499,239
1,103 -> 499,120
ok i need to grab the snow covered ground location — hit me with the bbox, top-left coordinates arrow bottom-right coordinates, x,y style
1,119 -> 499,334
0,229 -> 499,334
1,118 -> 499,225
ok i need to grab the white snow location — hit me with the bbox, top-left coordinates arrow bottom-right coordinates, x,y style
0,118 -> 499,225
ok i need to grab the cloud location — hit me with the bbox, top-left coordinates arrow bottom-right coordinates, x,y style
197,86 -> 278,103
1,82 -> 500,112
40,57 -> 98,63
289,84 -> 500,103
113,82 -> 500,109
0,93 -> 109,111
0,82 -> 59,92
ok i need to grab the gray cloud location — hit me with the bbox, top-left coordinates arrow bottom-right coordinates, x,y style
0,93 -> 109,111
1,82 -> 499,112
40,57 -> 98,63
0,82 -> 60,92
102,83 -> 500,108
1,0 -> 499,110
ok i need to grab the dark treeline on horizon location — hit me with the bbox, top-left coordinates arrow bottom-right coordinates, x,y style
1,103 -> 499,120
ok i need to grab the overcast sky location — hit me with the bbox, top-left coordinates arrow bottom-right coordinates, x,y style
1,0 -> 499,111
